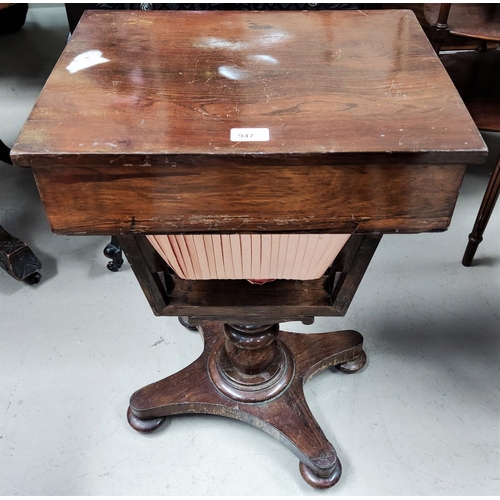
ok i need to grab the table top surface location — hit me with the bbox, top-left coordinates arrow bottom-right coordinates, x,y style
13,9 -> 486,166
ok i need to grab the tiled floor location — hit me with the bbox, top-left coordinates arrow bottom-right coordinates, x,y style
0,4 -> 499,496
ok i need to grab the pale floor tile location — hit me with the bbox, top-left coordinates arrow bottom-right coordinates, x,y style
0,4 -> 499,496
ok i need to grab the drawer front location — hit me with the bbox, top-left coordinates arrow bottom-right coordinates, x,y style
33,163 -> 466,235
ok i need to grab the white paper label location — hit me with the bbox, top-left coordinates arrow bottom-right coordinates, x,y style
230,128 -> 269,142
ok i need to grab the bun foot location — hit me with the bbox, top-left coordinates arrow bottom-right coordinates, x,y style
127,407 -> 166,433
336,350 -> 366,374
178,316 -> 197,330
299,460 -> 342,489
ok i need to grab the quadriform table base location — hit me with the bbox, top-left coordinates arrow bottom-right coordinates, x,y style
127,322 -> 365,489
121,234 -> 378,488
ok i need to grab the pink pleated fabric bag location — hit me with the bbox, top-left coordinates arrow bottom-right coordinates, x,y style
147,233 -> 350,281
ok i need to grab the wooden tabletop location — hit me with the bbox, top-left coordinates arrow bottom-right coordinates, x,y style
12,9 -> 486,167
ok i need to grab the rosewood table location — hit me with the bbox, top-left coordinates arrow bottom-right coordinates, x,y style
12,9 -> 486,488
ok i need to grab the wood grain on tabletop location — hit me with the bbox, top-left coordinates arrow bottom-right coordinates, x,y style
12,9 -> 486,166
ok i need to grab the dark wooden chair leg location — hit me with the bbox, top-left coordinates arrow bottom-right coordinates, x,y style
0,225 -> 42,283
127,321 -> 366,489
103,235 -> 124,272
462,156 -> 500,266
429,3 -> 451,53
1,142 -> 42,283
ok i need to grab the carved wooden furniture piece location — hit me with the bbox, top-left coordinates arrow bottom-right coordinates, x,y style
0,224 -> 41,283
424,3 -> 500,266
0,141 -> 42,284
12,10 -> 485,488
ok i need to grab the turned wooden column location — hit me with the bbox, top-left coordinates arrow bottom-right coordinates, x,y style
208,324 -> 294,403
429,3 -> 452,53
225,324 -> 278,374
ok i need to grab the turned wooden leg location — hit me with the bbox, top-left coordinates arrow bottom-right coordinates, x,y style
0,225 -> 42,283
127,321 -> 366,488
462,156 -> 500,266
103,235 -> 124,272
429,3 -> 451,53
